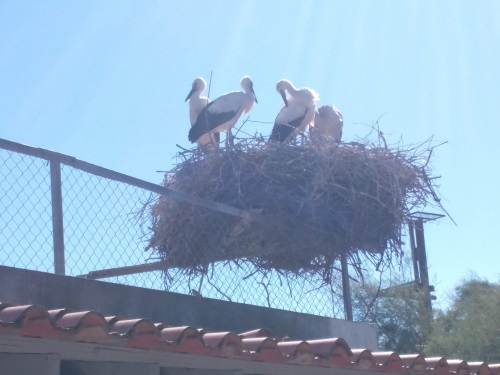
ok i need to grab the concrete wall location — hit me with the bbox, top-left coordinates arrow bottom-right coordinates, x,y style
0,265 -> 378,349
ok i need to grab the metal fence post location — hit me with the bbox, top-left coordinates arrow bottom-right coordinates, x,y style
50,161 -> 65,275
341,252 -> 353,321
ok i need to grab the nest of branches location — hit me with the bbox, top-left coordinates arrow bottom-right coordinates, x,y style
145,129 -> 445,282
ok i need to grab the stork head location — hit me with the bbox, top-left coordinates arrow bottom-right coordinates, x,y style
185,77 -> 206,102
241,76 -> 258,104
276,80 -> 293,107
318,104 -> 343,123
314,104 -> 344,143
317,104 -> 334,117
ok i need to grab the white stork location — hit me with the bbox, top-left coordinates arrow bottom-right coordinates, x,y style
185,77 -> 220,149
188,76 -> 258,147
269,79 -> 319,143
311,104 -> 343,144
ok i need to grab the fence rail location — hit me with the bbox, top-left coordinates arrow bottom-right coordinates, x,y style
0,138 -> 255,219
0,137 -> 347,317
0,138 -> 262,276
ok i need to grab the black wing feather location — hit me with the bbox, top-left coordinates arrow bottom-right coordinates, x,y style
269,109 -> 308,143
188,101 -> 239,143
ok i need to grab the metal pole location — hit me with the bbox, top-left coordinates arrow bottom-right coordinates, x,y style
340,252 -> 353,321
408,221 -> 420,284
50,161 -> 65,275
414,218 -> 431,310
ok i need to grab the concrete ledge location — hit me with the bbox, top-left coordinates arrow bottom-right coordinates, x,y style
0,265 -> 377,349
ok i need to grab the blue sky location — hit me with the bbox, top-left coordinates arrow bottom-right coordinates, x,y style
1,1 -> 499,306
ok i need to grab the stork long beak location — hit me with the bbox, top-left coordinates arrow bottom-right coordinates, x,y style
185,87 -> 196,102
250,86 -> 258,104
280,90 -> 288,107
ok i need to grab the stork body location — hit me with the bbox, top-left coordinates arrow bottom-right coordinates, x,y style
269,79 -> 319,143
185,77 -> 220,149
311,104 -> 343,144
188,76 -> 257,147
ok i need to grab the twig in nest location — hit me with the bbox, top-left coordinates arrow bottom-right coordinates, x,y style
206,276 -> 233,302
258,279 -> 272,308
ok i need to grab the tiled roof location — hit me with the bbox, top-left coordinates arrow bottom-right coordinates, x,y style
0,302 -> 498,374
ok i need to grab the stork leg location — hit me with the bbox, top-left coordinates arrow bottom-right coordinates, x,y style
300,133 -> 306,145
226,130 -> 235,149
208,133 -> 219,152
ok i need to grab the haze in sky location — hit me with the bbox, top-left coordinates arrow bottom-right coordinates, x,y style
1,1 -> 499,305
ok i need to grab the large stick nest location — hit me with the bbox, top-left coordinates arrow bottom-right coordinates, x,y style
145,129 -> 446,282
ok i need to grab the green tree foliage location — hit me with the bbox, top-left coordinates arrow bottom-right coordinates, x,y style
351,268 -> 431,354
353,270 -> 500,361
427,277 -> 500,362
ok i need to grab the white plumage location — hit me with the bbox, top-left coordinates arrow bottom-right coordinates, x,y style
189,76 -> 257,146
311,104 -> 343,144
269,79 -> 319,143
185,77 -> 219,148
185,77 -> 209,125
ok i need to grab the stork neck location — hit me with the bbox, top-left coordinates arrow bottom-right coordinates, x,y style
242,85 -> 253,96
197,87 -> 205,98
286,82 -> 299,96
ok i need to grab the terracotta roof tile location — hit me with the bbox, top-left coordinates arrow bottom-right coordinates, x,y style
372,351 -> 403,372
239,328 -> 274,338
0,302 -> 15,311
161,326 -> 206,354
307,338 -> 352,366
277,340 -> 315,364
468,362 -> 491,375
110,318 -> 163,349
202,332 -> 243,357
54,311 -> 106,330
47,308 -> 73,320
197,327 -> 209,335
105,315 -> 124,326
0,302 -> 499,374
0,304 -> 49,325
54,311 -> 109,343
399,354 -> 427,373
351,349 -> 377,369
447,360 -> 470,375
0,304 -> 60,339
154,322 -> 170,330
241,337 -> 283,362
426,357 -> 450,375
489,364 -> 500,375
110,318 -> 148,335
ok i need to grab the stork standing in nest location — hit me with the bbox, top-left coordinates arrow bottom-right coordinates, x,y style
188,76 -> 258,148
185,77 -> 220,150
310,104 -> 343,145
269,79 -> 319,143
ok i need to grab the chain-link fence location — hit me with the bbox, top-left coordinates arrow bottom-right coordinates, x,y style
0,138 -> 359,318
